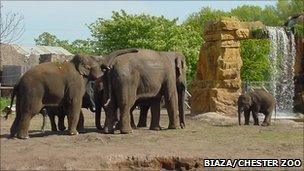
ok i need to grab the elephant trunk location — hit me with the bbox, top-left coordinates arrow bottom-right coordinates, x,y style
103,69 -> 112,107
178,85 -> 186,128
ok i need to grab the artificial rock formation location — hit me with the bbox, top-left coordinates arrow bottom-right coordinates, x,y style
190,17 -> 264,115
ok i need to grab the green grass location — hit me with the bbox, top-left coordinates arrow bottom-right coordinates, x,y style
0,97 -> 11,112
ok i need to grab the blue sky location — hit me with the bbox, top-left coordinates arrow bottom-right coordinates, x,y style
1,1 -> 277,45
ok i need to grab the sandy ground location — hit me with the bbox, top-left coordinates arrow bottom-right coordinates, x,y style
0,109 -> 303,170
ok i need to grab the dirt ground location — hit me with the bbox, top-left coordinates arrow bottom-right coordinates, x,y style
0,109 -> 303,170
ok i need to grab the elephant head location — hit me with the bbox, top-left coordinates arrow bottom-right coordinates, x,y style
71,54 -> 102,81
237,93 -> 253,125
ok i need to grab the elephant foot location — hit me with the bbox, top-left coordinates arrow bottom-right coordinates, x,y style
244,123 -> 250,125
58,127 -> 66,131
168,123 -> 177,129
114,122 -> 120,130
120,126 -> 132,134
77,129 -> 86,134
96,125 -> 103,130
261,122 -> 270,126
131,125 -> 137,129
137,123 -> 147,128
17,133 -> 29,139
103,127 -> 115,134
149,125 -> 162,131
254,123 -> 259,126
51,128 -> 58,132
68,130 -> 79,135
180,122 -> 185,129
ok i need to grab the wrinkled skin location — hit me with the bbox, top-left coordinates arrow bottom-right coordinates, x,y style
102,49 -> 186,134
42,80 -> 96,133
238,89 -> 276,126
94,75 -> 160,130
10,55 -> 102,139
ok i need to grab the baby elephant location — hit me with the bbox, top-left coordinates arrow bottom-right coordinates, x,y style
237,89 -> 276,126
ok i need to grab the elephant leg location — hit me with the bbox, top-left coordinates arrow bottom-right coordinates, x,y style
262,112 -> 271,126
149,101 -> 161,131
10,98 -> 21,137
244,111 -> 250,125
47,110 -> 58,132
40,109 -> 47,132
119,105 -> 133,134
77,110 -> 85,133
164,83 -> 179,129
58,114 -> 66,131
66,99 -> 81,135
103,105 -> 117,134
130,105 -> 137,129
252,112 -> 259,125
17,100 -> 42,139
137,105 -> 149,128
95,103 -> 102,130
41,112 -> 48,133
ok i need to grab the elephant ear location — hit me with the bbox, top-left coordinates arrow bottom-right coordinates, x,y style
72,55 -> 91,76
174,53 -> 186,83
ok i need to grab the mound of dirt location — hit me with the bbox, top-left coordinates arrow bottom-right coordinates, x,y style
190,112 -> 238,126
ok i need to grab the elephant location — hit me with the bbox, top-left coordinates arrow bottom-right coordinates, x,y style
10,54 -> 102,139
237,89 -> 276,126
94,63 -> 157,130
43,79 -> 96,132
101,48 -> 186,134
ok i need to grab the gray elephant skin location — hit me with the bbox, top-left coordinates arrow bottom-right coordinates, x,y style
10,55 -> 102,139
237,89 -> 276,126
101,48 -> 186,134
43,79 -> 96,132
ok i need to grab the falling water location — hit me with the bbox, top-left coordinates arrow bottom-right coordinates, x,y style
266,26 -> 296,117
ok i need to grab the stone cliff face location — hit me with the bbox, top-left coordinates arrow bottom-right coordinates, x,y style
190,17 -> 264,115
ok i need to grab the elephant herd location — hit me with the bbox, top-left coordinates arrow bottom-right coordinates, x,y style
8,48 -> 187,139
6,48 -> 276,140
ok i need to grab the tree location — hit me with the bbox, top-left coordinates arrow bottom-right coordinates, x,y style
240,39 -> 271,82
89,10 -> 202,81
183,7 -> 229,38
35,32 -> 95,55
34,32 -> 59,46
0,2 -> 25,43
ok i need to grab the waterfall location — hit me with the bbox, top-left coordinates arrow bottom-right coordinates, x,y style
266,26 -> 296,117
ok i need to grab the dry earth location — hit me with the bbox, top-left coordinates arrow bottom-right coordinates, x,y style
0,110 -> 303,170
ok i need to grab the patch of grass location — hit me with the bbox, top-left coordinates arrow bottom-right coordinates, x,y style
0,97 -> 11,111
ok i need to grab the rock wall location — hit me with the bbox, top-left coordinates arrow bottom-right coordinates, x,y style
190,17 -> 264,115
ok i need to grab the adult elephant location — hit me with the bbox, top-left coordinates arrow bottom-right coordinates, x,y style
237,89 -> 276,126
43,79 -> 96,132
102,49 -> 186,134
10,55 -> 102,139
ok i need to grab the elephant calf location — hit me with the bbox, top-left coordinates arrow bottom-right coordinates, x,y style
238,89 -> 276,126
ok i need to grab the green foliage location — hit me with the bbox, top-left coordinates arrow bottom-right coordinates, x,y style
294,23 -> 304,37
35,32 -> 95,55
240,39 -> 271,82
89,10 -> 202,81
0,97 -> 10,112
183,7 -> 229,37
34,0 -> 303,82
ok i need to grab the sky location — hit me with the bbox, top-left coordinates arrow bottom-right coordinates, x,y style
1,1 -> 277,45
